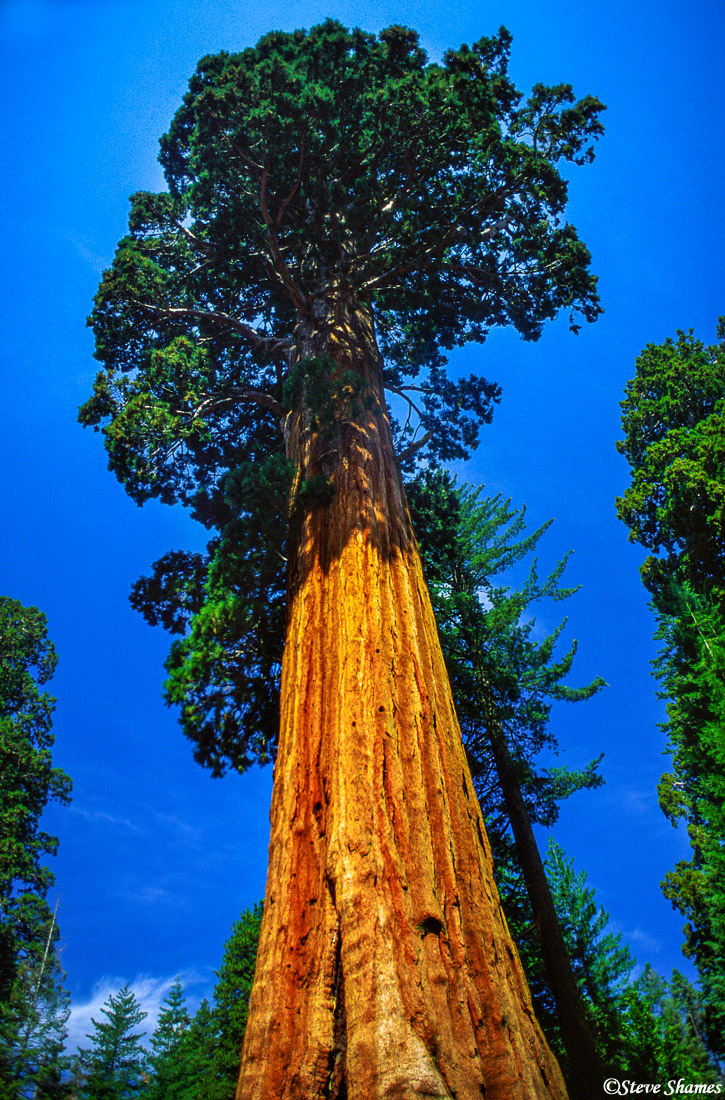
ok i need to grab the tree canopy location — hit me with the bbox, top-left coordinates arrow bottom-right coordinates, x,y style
82,20 -> 604,777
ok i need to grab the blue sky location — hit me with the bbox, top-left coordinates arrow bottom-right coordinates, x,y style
0,0 -> 723,1044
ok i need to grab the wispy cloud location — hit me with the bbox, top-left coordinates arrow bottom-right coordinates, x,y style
70,805 -> 145,834
614,784 -> 660,820
67,970 -> 209,1054
627,927 -> 663,954
64,230 -> 110,275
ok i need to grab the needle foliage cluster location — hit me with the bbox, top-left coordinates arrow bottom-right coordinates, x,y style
617,320 -> 725,1057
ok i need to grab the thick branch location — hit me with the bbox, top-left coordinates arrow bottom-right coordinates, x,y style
133,302 -> 291,359
191,387 -> 285,421
397,430 -> 432,463
359,214 -> 515,294
259,155 -> 309,316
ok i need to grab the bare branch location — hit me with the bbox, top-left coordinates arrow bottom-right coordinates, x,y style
385,384 -> 426,420
177,225 -> 215,254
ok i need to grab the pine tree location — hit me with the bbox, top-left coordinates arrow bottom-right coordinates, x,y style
74,986 -> 148,1100
205,904 -> 262,1099
142,908 -> 262,1100
545,840 -> 633,1065
169,999 -> 217,1100
142,980 -> 190,1100
0,597 -> 71,1095
82,21 -> 604,1096
618,967 -> 722,1083
544,845 -> 722,1082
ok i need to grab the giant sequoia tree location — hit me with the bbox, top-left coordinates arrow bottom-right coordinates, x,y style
82,21 -> 604,1099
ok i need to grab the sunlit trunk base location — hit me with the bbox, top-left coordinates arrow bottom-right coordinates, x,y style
236,303 -> 567,1100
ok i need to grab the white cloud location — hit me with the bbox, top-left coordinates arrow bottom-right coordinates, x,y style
67,970 -> 209,1055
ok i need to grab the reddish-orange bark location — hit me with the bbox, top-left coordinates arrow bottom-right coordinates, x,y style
236,301 -> 568,1099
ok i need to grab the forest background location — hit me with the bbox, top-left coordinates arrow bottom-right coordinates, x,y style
0,0 -> 722,1055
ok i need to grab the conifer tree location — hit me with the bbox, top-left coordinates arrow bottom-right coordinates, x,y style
168,999 -> 216,1100
616,320 -> 725,1055
82,20 -> 604,1097
142,980 -> 191,1100
0,596 -> 71,1098
544,845 -> 723,1082
544,840 -> 633,1064
0,599 -> 71,1003
0,908 -> 71,1100
74,986 -> 148,1100
204,904 -> 262,1100
141,909 -> 262,1100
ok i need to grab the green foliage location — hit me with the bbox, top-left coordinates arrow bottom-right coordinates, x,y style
0,598 -> 71,1001
201,902 -> 262,1098
131,457 -> 291,776
74,986 -> 148,1100
617,967 -> 723,1083
81,20 -> 603,774
281,356 -> 374,435
543,844 -> 722,1081
616,320 -> 725,1055
0,910 -> 71,1100
408,469 -> 605,838
544,840 -> 633,1062
169,1000 -> 216,1100
140,905 -> 263,1100
141,980 -> 191,1100
616,324 -> 725,589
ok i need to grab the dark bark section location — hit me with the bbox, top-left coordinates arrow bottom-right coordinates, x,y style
484,709 -> 603,1099
236,295 -> 568,1099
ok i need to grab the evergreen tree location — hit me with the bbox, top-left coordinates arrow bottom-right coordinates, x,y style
544,844 -> 723,1082
545,840 -> 633,1065
618,967 -> 722,1083
74,986 -> 148,1100
616,320 -> 725,1054
0,596 -> 71,1096
0,598 -> 71,1001
172,1000 -> 217,1100
204,903 -> 262,1099
82,20 -> 604,1097
142,907 -> 262,1100
142,980 -> 191,1100
0,906 -> 71,1099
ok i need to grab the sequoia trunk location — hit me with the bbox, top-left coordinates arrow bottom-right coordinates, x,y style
237,297 -> 567,1099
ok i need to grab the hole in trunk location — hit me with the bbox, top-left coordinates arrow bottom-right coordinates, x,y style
418,915 -> 444,938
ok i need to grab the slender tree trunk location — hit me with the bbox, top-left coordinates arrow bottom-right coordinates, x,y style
237,294 -> 568,1100
483,707 -> 603,1100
